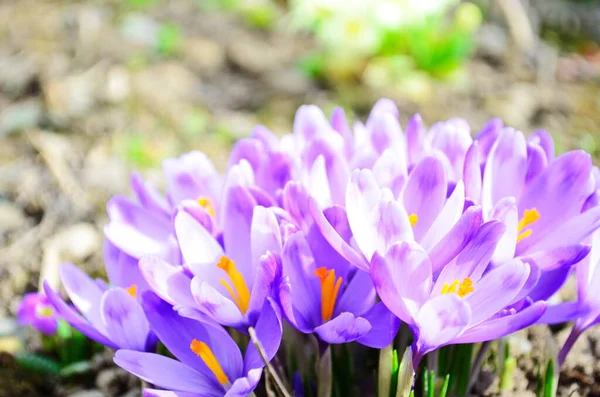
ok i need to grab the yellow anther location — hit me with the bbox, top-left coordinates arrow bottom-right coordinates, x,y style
37,306 -> 54,317
409,214 -> 419,227
441,277 -> 474,298
516,208 -> 540,243
125,285 -> 137,298
217,256 -> 251,315
197,196 -> 216,217
190,339 -> 230,385
314,267 -> 343,322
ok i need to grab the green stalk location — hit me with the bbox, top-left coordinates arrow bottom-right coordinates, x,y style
543,360 -> 557,397
378,343 -> 394,397
395,348 -> 416,397
427,370 -> 435,397
317,345 -> 332,397
499,341 -> 515,391
439,374 -> 450,397
454,344 -> 474,396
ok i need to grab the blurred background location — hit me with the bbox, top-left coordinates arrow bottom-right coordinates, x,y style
0,0 -> 599,394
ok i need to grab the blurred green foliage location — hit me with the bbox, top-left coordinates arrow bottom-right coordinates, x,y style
157,23 -> 183,56
125,0 -> 157,7
291,1 -> 482,101
197,0 -> 279,30
16,321 -> 101,379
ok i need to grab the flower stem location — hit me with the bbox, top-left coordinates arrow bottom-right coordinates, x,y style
378,343 -> 394,397
467,342 -> 492,392
317,344 -> 332,397
558,326 -> 582,367
248,327 -> 292,397
427,349 -> 438,375
396,347 -> 416,397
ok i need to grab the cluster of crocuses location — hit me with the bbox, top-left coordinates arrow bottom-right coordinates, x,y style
20,98 -> 600,395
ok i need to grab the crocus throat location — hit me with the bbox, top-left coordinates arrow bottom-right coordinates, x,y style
197,196 -> 216,217
126,285 -> 137,298
217,256 -> 251,314
190,339 -> 230,385
314,267 -> 342,322
441,277 -> 474,298
36,306 -> 54,317
516,208 -> 540,243
409,214 -> 418,227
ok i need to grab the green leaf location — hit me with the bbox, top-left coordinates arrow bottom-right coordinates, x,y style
543,359 -> 557,397
332,344 -> 353,397
427,370 -> 435,397
454,344 -> 474,397
396,348 -> 416,397
423,369 -> 430,397
59,361 -> 93,378
15,353 -> 61,375
56,320 -> 72,340
500,356 -> 516,391
439,374 -> 450,397
390,349 -> 400,397
535,363 -> 543,397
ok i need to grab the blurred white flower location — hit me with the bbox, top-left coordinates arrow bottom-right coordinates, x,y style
373,0 -> 460,29
315,0 -> 380,56
289,0 -> 342,29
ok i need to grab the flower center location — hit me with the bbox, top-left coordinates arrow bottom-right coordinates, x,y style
125,284 -> 137,298
516,208 -> 540,243
197,196 -> 216,217
217,256 -> 251,314
36,305 -> 54,317
190,339 -> 230,385
314,267 -> 343,322
409,213 -> 418,227
441,277 -> 474,298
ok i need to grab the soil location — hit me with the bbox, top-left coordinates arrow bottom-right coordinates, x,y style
0,1 -> 599,396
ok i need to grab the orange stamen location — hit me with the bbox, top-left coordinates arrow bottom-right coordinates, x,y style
197,196 -> 216,217
441,277 -> 474,298
516,208 -> 540,242
217,256 -> 251,314
126,284 -> 137,298
314,267 -> 343,322
190,339 -> 230,385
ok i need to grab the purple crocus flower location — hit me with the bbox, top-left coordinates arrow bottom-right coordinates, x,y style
460,126 -> 600,300
277,182 -> 400,347
263,103 -> 600,290
230,99 -> 410,209
104,153 -> 275,292
17,292 -> 59,335
314,149 -> 595,305
43,263 -> 156,351
139,201 -> 282,329
103,151 -> 223,290
115,292 -> 282,397
370,236 -> 547,366
540,229 -> 600,365
309,163 -> 466,273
